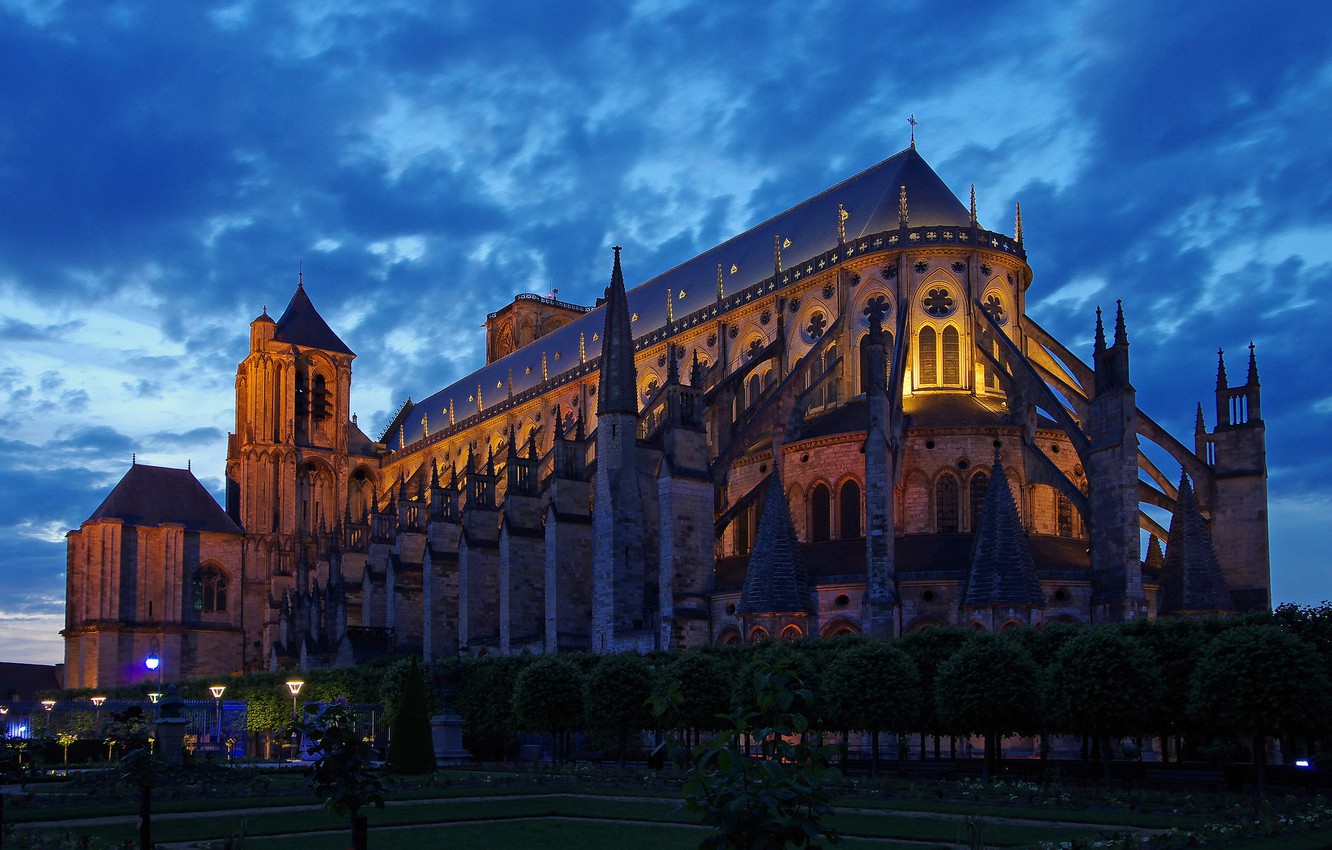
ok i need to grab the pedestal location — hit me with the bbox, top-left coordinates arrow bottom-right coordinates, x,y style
430,711 -> 471,766
155,718 -> 188,765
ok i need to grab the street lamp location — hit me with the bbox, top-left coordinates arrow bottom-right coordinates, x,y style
40,699 -> 55,738
209,685 -> 226,746
286,680 -> 304,719
91,696 -> 106,744
145,636 -> 163,719
286,680 -> 304,762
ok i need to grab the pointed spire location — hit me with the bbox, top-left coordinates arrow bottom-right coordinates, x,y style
430,458 -> 440,488
486,440 -> 496,474
969,184 -> 977,228
1160,473 -> 1234,615
1113,300 -> 1128,346
449,461 -> 458,489
690,350 -> 706,388
908,113 -> 917,148
553,404 -> 565,439
1216,348 -> 1228,390
596,246 -> 638,416
1014,202 -> 1023,244
898,184 -> 909,227
297,261 -> 304,290
1247,342 -> 1259,385
1143,535 -> 1165,573
575,408 -> 586,441
738,472 -> 814,615
527,428 -> 538,461
962,452 -> 1044,607
507,425 -> 518,459
1194,403 -> 1206,434
1094,306 -> 1106,355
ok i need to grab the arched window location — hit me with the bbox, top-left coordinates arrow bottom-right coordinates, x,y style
749,626 -> 770,644
192,565 -> 228,613
858,331 -> 895,395
746,374 -> 761,409
810,483 -> 832,542
935,473 -> 960,533
969,471 -> 989,532
311,374 -> 331,421
839,480 -> 861,539
941,326 -> 961,386
781,624 -> 803,641
918,327 -> 938,385
1057,493 -> 1074,537
735,506 -> 751,556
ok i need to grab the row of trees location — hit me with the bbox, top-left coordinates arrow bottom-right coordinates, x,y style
454,607 -> 1332,792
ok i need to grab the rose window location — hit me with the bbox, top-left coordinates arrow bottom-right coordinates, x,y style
805,311 -> 827,340
982,293 -> 1007,326
862,295 -> 890,327
922,288 -> 955,317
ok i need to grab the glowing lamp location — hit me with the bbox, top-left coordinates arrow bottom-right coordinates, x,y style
145,653 -> 160,671
286,680 -> 304,697
209,685 -> 226,700
148,693 -> 162,704
41,700 -> 55,711
91,696 -> 106,707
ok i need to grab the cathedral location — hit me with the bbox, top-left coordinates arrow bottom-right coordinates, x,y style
63,144 -> 1271,688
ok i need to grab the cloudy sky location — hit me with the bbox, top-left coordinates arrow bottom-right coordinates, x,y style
3,0 -> 1329,665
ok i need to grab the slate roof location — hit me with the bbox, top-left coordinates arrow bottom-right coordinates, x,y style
0,662 -> 62,701
388,146 -> 978,449
961,456 -> 1044,607
273,283 -> 355,356
738,471 -> 815,615
1159,474 -> 1234,615
85,464 -> 242,534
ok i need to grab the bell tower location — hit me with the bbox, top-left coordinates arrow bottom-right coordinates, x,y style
226,276 -> 357,667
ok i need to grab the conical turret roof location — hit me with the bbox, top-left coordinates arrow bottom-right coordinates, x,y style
1159,474 -> 1233,615
738,473 -> 814,615
962,457 -> 1044,607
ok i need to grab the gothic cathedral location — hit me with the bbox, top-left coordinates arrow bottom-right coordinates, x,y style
63,145 -> 1270,688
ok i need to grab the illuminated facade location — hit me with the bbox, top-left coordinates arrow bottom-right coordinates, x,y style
63,145 -> 1270,686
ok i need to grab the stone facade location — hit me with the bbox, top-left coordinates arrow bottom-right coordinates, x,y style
64,145 -> 1272,687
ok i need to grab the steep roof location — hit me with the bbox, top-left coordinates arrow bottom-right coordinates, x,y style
273,282 -> 354,356
85,464 -> 242,534
962,456 -> 1044,607
597,247 -> 638,416
1159,474 -> 1234,615
389,146 -> 975,449
738,472 -> 815,615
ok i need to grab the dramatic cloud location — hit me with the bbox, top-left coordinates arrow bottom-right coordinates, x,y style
1,0 -> 1328,664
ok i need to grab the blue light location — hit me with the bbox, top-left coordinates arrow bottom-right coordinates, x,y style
145,653 -> 160,671
1296,759 -> 1311,768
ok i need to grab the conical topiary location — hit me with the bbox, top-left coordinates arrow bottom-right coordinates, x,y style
386,656 -> 435,774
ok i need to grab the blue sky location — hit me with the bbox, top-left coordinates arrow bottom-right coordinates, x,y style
2,0 -> 1329,665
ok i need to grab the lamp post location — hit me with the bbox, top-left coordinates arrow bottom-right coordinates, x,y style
40,699 -> 55,738
209,685 -> 226,747
286,680 -> 304,761
91,695 -> 106,751
145,637 -> 163,719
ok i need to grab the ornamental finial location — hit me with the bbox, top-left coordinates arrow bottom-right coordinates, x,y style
774,234 -> 782,274
1015,202 -> 1023,244
969,184 -> 977,228
837,204 -> 849,244
908,114 -> 917,148
898,185 -> 909,227
716,263 -> 724,300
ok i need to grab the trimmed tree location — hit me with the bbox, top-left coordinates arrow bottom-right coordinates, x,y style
936,631 -> 1039,781
454,655 -> 529,760
899,626 -> 971,760
1191,624 -> 1330,795
513,655 -> 586,765
1048,626 -> 1162,781
386,656 -> 435,774
659,649 -> 733,747
289,700 -> 385,850
585,652 -> 655,765
822,640 -> 921,774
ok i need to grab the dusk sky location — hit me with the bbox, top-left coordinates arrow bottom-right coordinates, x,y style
3,1 -> 1330,665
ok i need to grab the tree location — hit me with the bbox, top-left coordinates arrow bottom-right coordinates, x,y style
56,731 -> 78,765
112,706 -> 156,850
513,655 -> 586,764
822,640 -> 921,774
454,655 -> 528,760
1190,624 -> 1330,795
289,700 -> 385,850
655,654 -> 842,849
899,626 -> 971,759
387,656 -> 436,774
585,652 -> 655,765
936,631 -> 1039,781
1119,616 -> 1211,761
658,649 -> 733,746
1048,626 -> 1161,781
